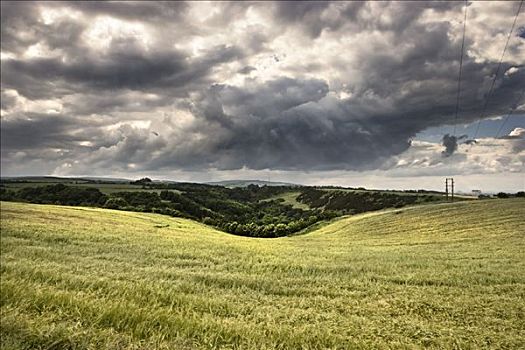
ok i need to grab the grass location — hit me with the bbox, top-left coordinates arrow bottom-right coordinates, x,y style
1,199 -> 524,349
261,191 -> 311,210
1,182 -> 167,195
319,188 -> 460,200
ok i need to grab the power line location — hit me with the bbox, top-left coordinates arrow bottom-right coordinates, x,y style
494,89 -> 525,139
453,0 -> 468,137
473,0 -> 523,140
445,178 -> 455,202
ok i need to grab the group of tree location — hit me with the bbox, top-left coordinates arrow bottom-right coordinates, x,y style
478,191 -> 524,199
3,181 -> 521,238
0,183 -> 327,237
296,188 -> 437,214
0,184 -> 107,206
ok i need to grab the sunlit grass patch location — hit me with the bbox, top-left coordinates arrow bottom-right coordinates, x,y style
1,200 -> 524,349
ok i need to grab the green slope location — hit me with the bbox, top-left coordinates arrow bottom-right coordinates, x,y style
260,191 -> 311,210
1,200 -> 524,349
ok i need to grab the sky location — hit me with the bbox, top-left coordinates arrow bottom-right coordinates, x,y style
1,1 -> 524,192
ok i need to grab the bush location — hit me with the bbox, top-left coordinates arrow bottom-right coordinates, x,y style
15,184 -> 107,206
0,188 -> 15,201
104,197 -> 128,209
202,217 -> 216,226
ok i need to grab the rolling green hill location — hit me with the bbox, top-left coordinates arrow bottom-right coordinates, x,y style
2,182 -> 447,237
1,200 -> 524,349
205,180 -> 298,188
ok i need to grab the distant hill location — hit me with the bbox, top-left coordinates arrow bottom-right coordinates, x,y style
1,176 -> 131,183
1,176 -> 298,188
206,179 -> 299,188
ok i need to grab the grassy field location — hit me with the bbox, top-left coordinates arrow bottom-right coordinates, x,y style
261,191 -> 311,210
1,182 -> 166,195
319,188 -> 466,200
1,199 -> 524,349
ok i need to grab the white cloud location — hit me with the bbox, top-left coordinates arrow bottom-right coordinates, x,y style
384,135 -> 525,176
509,127 -> 525,137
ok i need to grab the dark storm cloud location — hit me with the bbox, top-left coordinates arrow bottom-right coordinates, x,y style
1,114 -> 81,150
60,91 -> 172,116
2,44 -> 243,99
238,66 -> 257,75
61,1 -> 188,22
517,26 -> 525,39
0,2 -> 39,54
132,79 -> 419,172
1,2 -> 86,55
0,0 -> 187,49
158,19 -> 524,171
273,1 -> 458,38
0,90 -> 17,110
273,1 -> 335,37
441,134 -> 467,157
3,52 -> 184,89
1,1 -> 243,101
1,1 -> 524,176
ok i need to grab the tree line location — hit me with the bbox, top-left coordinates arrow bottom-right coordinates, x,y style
3,182 -> 520,238
0,183 -> 334,238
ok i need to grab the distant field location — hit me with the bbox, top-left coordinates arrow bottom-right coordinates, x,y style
261,191 -> 311,210
1,200 -> 524,349
1,182 -> 166,194
320,187 -> 453,198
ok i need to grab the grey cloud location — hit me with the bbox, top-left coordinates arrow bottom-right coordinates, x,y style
2,44 -> 242,96
167,52 -> 523,170
273,1 -> 458,38
1,2 -> 41,54
65,125 -> 169,174
500,127 -> 525,153
61,92 -> 172,116
238,66 -> 257,75
442,134 -> 467,157
1,3 -> 86,56
518,26 -> 525,39
342,19 -> 524,127
1,114 -> 81,150
512,139 -> 525,153
0,111 -> 123,154
0,90 -> 18,110
3,51 -> 183,89
1,1 -> 243,101
143,78 -> 414,171
61,1 -> 188,22
109,127 -> 167,165
273,1 -> 334,37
